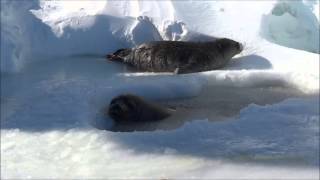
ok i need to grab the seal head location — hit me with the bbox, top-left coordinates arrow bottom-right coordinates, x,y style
215,38 -> 243,60
108,94 -> 171,123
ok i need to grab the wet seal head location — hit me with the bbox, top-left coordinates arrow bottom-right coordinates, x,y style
108,94 -> 140,122
106,38 -> 243,74
107,94 -> 171,123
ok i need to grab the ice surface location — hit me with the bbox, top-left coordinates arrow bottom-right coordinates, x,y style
2,96 -> 319,178
1,0 -> 319,179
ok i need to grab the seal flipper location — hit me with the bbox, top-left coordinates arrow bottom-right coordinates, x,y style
176,56 -> 202,74
173,68 -> 180,74
175,64 -> 194,74
174,66 -> 192,74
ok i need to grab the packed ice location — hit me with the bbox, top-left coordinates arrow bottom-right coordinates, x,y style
1,0 -> 319,179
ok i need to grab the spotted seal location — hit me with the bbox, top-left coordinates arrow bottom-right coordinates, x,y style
106,38 -> 243,74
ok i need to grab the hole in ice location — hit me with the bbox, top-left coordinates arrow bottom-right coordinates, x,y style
92,85 -> 309,132
0,56 -> 312,132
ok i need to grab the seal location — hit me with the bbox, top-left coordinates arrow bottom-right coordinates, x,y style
106,38 -> 243,74
107,94 -> 173,123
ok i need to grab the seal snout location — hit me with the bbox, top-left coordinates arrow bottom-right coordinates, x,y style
237,42 -> 244,52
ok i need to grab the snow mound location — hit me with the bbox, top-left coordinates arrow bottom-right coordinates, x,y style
130,16 -> 163,45
261,1 -> 319,53
162,20 -> 218,42
1,1 -> 165,73
1,0 -> 41,73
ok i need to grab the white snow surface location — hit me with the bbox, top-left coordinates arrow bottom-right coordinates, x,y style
1,0 -> 319,179
2,96 -> 319,179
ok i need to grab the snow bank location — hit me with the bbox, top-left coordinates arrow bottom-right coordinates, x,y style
1,0 -> 41,72
1,1 -> 164,73
2,96 -> 318,179
2,0 -> 318,92
261,1 -> 320,53
1,0 -> 319,179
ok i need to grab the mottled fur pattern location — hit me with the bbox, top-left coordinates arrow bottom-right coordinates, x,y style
107,38 -> 243,74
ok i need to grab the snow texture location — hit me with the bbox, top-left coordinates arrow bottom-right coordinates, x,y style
1,0 -> 319,179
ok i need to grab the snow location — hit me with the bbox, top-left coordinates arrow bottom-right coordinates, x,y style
261,1 -> 320,53
1,0 -> 319,179
2,97 -> 319,179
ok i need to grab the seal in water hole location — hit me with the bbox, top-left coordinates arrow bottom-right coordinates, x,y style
106,38 -> 243,74
107,94 -> 173,123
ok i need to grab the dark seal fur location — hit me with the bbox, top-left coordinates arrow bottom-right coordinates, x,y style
106,38 -> 243,74
107,94 -> 172,123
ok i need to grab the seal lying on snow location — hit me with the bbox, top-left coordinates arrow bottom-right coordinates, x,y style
107,94 -> 173,123
106,38 -> 243,74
